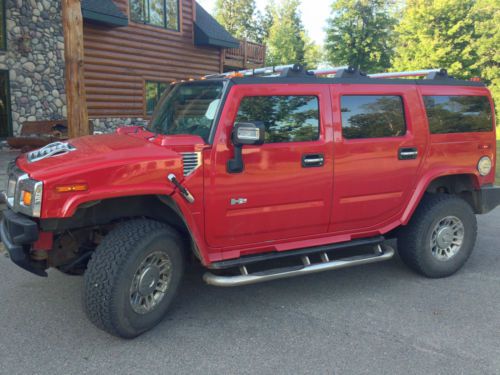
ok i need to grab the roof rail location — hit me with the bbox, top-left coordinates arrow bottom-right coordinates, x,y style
368,69 -> 445,79
204,65 -> 295,79
309,66 -> 350,76
205,64 -> 349,79
204,65 -> 451,81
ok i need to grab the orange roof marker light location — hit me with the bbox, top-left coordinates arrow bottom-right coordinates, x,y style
55,184 -> 89,193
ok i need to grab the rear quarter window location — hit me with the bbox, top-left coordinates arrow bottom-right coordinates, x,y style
423,95 -> 493,134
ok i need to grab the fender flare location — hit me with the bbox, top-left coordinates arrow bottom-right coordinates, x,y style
401,168 -> 481,225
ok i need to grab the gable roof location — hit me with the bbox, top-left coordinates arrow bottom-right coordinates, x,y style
194,3 -> 240,49
81,0 -> 128,27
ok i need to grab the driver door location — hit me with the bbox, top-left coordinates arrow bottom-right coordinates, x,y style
204,84 -> 334,249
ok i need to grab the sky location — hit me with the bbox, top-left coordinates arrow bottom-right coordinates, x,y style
196,0 -> 332,45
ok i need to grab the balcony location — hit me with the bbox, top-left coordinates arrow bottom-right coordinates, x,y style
223,39 -> 266,71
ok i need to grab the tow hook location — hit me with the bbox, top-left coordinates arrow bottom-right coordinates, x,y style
167,174 -> 195,203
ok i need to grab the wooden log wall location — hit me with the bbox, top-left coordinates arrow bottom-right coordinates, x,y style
83,0 -> 222,119
63,0 -> 90,137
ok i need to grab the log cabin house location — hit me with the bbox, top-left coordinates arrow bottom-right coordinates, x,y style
0,0 -> 265,136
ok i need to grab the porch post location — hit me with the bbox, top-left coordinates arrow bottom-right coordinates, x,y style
61,0 -> 89,138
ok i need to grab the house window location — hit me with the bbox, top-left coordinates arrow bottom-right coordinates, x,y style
130,0 -> 179,30
0,0 -> 6,50
341,95 -> 406,139
145,81 -> 169,115
236,96 -> 320,143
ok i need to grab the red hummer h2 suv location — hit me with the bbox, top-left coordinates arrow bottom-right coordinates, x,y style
1,65 -> 499,338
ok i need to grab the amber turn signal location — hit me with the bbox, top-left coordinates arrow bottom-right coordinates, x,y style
21,190 -> 32,206
55,184 -> 88,193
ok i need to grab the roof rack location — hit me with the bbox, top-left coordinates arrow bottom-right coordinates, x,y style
204,65 -> 450,81
368,69 -> 446,79
204,65 -> 296,79
205,64 -> 349,79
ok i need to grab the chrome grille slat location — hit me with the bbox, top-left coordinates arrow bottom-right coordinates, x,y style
181,152 -> 201,176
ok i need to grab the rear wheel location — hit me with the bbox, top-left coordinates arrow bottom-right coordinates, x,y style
398,194 -> 477,278
83,219 -> 185,338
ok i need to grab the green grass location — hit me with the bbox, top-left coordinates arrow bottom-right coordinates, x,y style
496,141 -> 500,185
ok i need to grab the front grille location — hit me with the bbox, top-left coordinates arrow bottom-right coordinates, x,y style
181,152 -> 201,176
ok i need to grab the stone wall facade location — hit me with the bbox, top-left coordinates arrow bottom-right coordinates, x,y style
0,0 -> 66,135
91,117 -> 149,134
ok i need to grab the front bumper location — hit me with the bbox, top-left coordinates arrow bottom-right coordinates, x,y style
0,209 -> 47,276
474,185 -> 500,214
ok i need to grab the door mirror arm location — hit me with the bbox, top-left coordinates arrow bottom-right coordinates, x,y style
227,122 -> 265,174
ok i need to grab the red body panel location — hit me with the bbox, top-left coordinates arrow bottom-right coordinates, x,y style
16,81 -> 496,267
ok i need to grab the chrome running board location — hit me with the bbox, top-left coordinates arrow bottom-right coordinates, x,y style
203,244 -> 395,287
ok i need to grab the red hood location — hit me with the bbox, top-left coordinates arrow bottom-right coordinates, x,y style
15,130 -> 206,218
17,130 -> 205,181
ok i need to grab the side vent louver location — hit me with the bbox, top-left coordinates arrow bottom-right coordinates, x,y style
181,152 -> 201,176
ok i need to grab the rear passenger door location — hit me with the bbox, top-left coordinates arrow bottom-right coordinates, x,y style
330,85 -> 427,233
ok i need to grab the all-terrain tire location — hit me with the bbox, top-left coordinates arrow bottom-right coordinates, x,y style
83,219 -> 185,338
398,194 -> 477,278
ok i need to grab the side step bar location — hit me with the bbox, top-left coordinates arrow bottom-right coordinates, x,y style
203,244 -> 395,287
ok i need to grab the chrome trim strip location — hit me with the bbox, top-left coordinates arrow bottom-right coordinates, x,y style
203,245 -> 395,287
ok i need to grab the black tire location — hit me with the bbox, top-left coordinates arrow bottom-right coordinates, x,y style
397,194 -> 477,278
83,219 -> 185,338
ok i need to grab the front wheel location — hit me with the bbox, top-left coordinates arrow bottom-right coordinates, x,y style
398,194 -> 477,278
83,219 -> 185,338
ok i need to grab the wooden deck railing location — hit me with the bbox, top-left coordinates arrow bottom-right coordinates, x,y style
223,39 -> 266,70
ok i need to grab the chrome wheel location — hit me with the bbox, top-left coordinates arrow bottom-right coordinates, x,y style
130,251 -> 172,314
430,216 -> 464,261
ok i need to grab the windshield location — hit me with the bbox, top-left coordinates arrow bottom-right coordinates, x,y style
148,81 -> 226,142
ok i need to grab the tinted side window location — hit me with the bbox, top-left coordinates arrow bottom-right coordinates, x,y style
341,96 -> 406,139
423,96 -> 493,134
236,96 -> 319,143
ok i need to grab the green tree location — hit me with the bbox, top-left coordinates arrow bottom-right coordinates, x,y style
253,2 -> 275,43
214,0 -> 260,41
393,0 -> 499,130
304,35 -> 324,68
265,0 -> 307,66
325,0 -> 397,73
392,0 -> 477,77
469,0 -> 499,132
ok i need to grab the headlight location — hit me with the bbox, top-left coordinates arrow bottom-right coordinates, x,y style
477,156 -> 492,176
17,178 -> 43,217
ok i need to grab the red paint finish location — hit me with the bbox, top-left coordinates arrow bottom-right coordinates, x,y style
14,80 -> 497,267
204,84 -> 334,251
330,84 -> 427,234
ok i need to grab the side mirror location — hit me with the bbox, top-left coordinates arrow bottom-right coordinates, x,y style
227,122 -> 265,173
232,122 -> 265,146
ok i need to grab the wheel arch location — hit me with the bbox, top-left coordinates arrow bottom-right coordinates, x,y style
40,195 -> 205,262
402,171 -> 482,225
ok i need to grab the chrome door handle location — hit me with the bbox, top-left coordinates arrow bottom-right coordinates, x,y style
302,154 -> 324,167
398,148 -> 418,160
